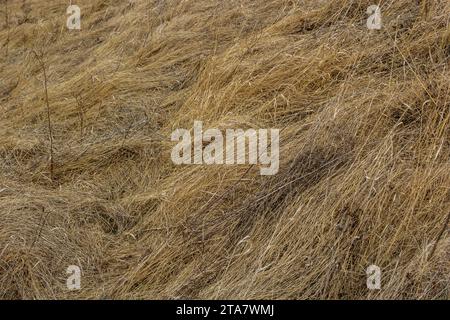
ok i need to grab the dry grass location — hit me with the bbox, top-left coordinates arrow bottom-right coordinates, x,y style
0,0 -> 449,299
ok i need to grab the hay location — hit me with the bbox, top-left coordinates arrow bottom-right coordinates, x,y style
0,0 -> 449,299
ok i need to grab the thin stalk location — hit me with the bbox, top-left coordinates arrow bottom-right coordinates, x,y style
4,0 -> 9,58
33,50 -> 54,181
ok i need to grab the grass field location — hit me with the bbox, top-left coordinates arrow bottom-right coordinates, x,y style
0,0 -> 449,299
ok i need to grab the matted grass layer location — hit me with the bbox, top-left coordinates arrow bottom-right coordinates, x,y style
0,0 -> 449,299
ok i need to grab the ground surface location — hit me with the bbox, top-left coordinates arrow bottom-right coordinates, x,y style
0,0 -> 449,299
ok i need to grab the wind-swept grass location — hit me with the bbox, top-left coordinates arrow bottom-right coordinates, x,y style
0,0 -> 448,300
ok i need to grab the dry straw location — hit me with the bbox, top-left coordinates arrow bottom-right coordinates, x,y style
0,0 -> 448,299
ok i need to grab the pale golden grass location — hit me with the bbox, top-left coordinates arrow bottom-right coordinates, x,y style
0,0 -> 449,299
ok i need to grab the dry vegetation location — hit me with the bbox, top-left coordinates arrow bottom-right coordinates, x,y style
0,0 -> 449,299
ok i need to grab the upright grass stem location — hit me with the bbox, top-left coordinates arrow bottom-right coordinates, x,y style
33,50 -> 54,181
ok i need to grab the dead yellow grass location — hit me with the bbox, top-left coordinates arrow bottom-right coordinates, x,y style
0,0 -> 449,299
